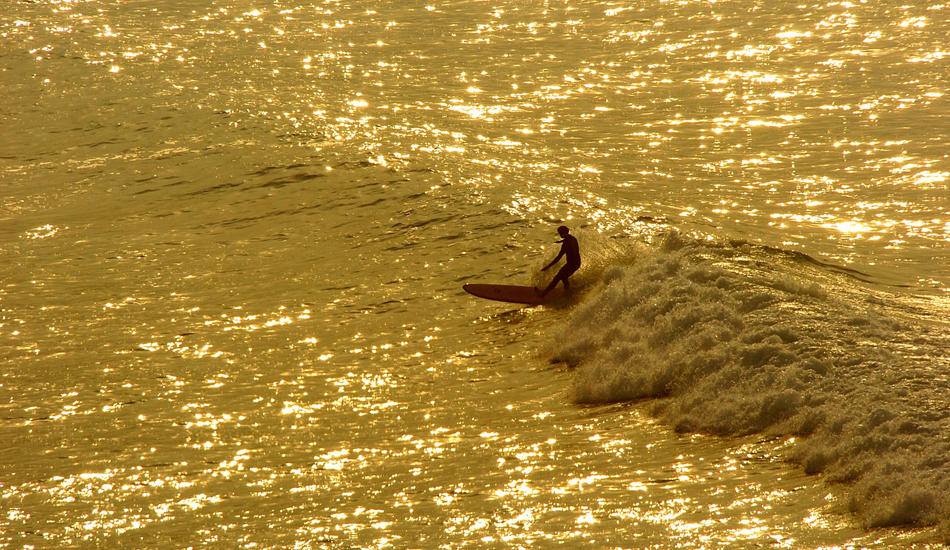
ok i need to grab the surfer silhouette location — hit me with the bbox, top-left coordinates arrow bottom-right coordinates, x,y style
539,226 -> 581,297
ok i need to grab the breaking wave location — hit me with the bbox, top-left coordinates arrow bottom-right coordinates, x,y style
550,231 -> 950,531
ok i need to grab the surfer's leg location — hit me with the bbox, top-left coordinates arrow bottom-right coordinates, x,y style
540,271 -> 564,297
540,265 -> 573,296
539,276 -> 557,297
553,265 -> 578,295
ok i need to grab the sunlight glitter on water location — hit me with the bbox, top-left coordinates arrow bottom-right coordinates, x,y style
4,0 -> 950,547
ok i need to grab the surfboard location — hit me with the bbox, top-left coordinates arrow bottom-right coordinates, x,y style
463,283 -> 564,305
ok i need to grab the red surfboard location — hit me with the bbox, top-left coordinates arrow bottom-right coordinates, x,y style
463,283 -> 565,305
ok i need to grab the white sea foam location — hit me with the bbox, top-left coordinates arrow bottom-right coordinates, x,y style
549,231 -> 950,530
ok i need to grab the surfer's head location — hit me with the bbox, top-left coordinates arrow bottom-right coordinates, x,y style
557,226 -> 570,238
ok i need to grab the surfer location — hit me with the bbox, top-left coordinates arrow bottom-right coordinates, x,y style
539,226 -> 581,297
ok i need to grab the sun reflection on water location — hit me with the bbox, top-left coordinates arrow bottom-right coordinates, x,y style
4,0 -> 950,547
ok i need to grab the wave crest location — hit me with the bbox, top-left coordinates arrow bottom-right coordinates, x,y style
550,232 -> 950,531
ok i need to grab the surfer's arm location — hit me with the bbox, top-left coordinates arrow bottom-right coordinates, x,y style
542,249 -> 565,271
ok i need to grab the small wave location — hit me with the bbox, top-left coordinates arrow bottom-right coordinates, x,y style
549,231 -> 950,532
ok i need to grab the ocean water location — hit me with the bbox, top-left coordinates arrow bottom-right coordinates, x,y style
3,0 -> 950,548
